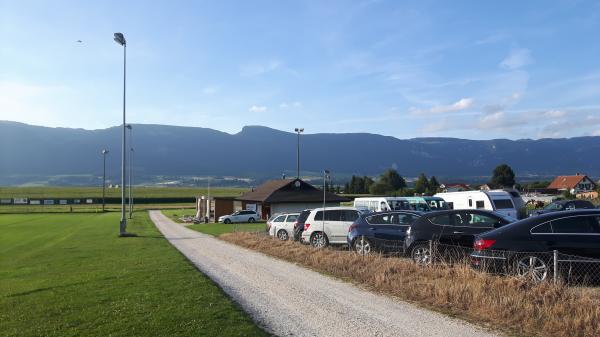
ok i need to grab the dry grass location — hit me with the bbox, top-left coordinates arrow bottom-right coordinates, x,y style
221,232 -> 600,337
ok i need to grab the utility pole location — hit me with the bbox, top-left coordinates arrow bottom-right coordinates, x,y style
294,128 -> 304,179
114,32 -> 128,236
102,149 -> 109,212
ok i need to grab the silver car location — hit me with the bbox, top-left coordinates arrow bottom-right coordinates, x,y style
218,210 -> 259,224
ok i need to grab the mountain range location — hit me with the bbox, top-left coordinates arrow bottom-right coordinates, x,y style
1,120 -> 599,186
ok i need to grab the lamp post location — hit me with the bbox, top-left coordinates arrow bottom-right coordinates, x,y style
126,124 -> 133,219
102,149 -> 109,212
321,169 -> 330,248
294,128 -> 304,179
114,32 -> 127,235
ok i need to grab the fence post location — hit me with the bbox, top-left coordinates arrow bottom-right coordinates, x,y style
360,235 -> 365,256
429,240 -> 433,264
553,250 -> 558,285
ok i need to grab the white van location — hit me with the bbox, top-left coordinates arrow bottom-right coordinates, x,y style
434,191 -> 519,219
353,197 -> 410,212
301,207 -> 364,247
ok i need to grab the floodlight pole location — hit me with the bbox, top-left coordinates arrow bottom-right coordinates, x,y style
322,169 -> 330,247
294,128 -> 304,178
127,124 -> 133,219
102,149 -> 109,212
114,32 -> 127,235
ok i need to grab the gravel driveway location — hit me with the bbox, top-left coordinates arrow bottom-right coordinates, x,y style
149,210 -> 501,337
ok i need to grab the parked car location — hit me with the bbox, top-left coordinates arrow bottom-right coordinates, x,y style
347,210 -> 422,255
435,190 -> 522,219
404,209 -> 515,265
293,209 -> 312,241
218,210 -> 259,224
354,197 -> 411,212
267,213 -> 300,240
529,199 -> 595,217
471,209 -> 600,283
301,207 -> 365,247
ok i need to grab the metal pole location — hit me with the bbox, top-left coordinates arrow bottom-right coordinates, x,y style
553,250 -> 558,285
119,42 -> 127,235
322,172 -> 325,247
102,150 -> 107,212
297,131 -> 300,178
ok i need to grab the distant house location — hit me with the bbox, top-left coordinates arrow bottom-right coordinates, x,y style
440,183 -> 471,192
547,174 -> 597,194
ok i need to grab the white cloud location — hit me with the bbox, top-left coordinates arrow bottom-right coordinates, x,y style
500,48 -> 534,70
410,97 -> 474,115
248,105 -> 268,113
543,110 -> 566,118
201,86 -> 219,95
240,60 -> 281,77
279,101 -> 302,109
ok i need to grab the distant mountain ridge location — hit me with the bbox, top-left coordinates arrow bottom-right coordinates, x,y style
1,120 -> 599,185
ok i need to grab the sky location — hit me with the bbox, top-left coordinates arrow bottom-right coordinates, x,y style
1,0 -> 600,140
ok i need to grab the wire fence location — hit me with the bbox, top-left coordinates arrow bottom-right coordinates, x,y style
258,230 -> 600,287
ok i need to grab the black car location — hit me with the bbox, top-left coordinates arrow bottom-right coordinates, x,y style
530,199 -> 595,217
347,210 -> 422,255
471,209 -> 600,283
403,210 -> 514,265
293,209 -> 312,241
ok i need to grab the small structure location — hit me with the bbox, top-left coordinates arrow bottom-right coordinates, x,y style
547,174 -> 597,194
236,178 -> 349,219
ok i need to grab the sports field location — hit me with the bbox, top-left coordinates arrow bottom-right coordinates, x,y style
0,212 -> 266,337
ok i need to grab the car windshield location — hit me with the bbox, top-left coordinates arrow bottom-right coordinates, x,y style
428,199 -> 448,210
389,200 -> 410,210
544,202 -> 562,210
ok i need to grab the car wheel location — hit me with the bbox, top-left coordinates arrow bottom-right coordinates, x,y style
277,229 -> 289,241
224,218 -> 231,224
248,217 -> 255,223
310,232 -> 328,248
514,255 -> 549,283
353,236 -> 372,256
411,243 -> 432,266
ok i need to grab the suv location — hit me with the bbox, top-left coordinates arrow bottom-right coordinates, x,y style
530,199 -> 595,217
267,213 -> 300,241
301,207 -> 363,247
404,209 -> 514,265
218,210 -> 259,224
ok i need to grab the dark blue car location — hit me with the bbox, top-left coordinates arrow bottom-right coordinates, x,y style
347,210 -> 422,255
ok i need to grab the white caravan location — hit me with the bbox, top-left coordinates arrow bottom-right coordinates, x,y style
434,190 -> 520,219
353,197 -> 410,212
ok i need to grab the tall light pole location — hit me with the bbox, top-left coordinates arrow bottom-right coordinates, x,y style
294,128 -> 304,179
126,124 -> 133,219
114,32 -> 127,235
321,169 -> 330,248
102,149 -> 109,212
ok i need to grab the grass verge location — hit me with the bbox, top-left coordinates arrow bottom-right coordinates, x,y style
0,213 -> 267,337
188,222 -> 266,236
221,232 -> 600,337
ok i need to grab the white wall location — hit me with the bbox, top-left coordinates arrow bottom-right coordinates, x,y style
271,202 -> 340,216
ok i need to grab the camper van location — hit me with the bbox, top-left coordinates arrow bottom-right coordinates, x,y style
353,197 -> 411,212
402,196 -> 449,212
434,190 -> 520,219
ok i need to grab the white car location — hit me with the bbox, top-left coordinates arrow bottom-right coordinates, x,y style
267,213 -> 300,241
218,210 -> 259,224
301,207 -> 362,247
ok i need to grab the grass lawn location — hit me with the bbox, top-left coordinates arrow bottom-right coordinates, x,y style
0,186 -> 248,199
0,212 -> 267,337
187,222 -> 266,236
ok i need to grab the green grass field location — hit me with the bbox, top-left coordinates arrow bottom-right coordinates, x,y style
0,186 -> 248,199
187,222 -> 266,236
0,212 -> 266,337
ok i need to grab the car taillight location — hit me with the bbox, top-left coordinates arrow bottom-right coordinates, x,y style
474,239 -> 496,251
348,223 -> 357,232
304,223 -> 311,230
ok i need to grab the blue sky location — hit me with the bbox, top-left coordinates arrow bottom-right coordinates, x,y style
1,0 -> 600,139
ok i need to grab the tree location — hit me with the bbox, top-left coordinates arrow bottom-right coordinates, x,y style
414,173 -> 429,194
490,164 -> 516,188
428,176 -> 440,194
379,169 -> 407,191
362,176 -> 374,194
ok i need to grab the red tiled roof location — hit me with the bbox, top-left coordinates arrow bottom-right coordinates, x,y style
547,175 -> 587,190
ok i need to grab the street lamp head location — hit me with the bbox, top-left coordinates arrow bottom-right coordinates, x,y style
102,149 -> 109,155
113,32 -> 126,46
295,127 -> 304,133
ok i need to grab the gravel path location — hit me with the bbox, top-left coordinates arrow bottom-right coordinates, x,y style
149,210 -> 501,337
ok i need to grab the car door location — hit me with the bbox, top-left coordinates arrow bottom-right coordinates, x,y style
547,215 -> 600,258
429,213 -> 452,245
454,211 -> 501,247
324,210 -> 342,242
383,212 -> 417,249
284,214 -> 298,232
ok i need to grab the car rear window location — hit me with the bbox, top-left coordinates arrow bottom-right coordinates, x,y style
286,214 -> 298,222
493,199 -> 514,209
